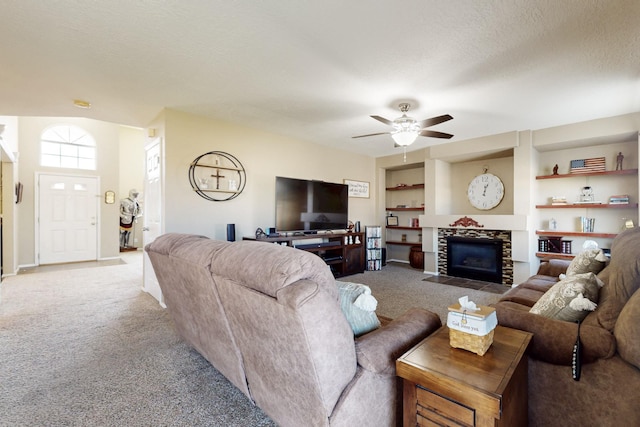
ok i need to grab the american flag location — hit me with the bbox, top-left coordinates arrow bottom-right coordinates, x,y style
570,157 -> 606,174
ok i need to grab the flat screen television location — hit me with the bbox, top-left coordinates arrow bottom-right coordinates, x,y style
275,176 -> 349,233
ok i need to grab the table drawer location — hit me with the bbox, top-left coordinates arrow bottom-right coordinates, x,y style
416,386 -> 474,427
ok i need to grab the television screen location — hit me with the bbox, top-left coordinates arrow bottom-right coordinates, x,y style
275,177 -> 348,233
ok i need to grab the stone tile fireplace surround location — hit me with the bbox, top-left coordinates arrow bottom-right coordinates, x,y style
438,228 -> 513,286
419,214 -> 529,287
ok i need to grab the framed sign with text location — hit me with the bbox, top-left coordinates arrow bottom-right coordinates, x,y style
344,179 -> 370,198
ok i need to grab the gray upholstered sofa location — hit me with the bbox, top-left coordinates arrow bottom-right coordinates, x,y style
493,227 -> 640,426
145,233 -> 441,427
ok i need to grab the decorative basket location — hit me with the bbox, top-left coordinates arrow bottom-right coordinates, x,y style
449,328 -> 495,356
447,303 -> 498,356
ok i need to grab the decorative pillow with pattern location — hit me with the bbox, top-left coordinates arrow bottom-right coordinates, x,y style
336,281 -> 381,336
565,248 -> 608,276
530,272 -> 603,322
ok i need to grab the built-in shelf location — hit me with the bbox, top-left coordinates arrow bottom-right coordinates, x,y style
386,240 -> 422,246
386,183 -> 425,191
536,252 -> 575,260
386,207 -> 424,211
536,230 -> 618,238
387,226 -> 421,230
536,203 -> 637,209
536,169 -> 638,180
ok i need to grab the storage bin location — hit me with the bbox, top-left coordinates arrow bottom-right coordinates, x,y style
447,303 -> 497,356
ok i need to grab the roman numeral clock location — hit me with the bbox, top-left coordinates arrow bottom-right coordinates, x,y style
467,169 -> 504,210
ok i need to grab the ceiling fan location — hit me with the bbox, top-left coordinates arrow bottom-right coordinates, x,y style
352,103 -> 453,147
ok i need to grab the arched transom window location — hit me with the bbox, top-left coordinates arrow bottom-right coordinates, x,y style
41,125 -> 96,170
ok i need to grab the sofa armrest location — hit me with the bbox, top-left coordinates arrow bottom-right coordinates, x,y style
494,301 -> 616,365
537,258 -> 571,277
354,308 -> 441,376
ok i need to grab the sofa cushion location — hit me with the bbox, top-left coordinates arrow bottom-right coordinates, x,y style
494,300 -> 616,365
584,227 -> 640,332
530,272 -> 602,322
614,289 -> 640,369
565,248 -> 608,276
336,281 -> 381,336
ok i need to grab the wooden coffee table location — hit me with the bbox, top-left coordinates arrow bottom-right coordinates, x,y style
396,325 -> 532,427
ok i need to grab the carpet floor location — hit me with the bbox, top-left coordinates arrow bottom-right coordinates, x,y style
0,254 -> 503,426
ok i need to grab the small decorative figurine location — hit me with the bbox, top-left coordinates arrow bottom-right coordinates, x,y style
552,164 -> 559,175
616,152 -> 624,170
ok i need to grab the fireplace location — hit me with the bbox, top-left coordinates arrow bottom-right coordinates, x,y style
447,236 -> 503,284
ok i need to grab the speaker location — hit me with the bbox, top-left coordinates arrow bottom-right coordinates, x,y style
354,221 -> 361,233
381,247 -> 387,266
227,224 -> 236,242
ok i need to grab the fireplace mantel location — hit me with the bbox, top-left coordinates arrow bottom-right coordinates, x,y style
419,214 -> 529,231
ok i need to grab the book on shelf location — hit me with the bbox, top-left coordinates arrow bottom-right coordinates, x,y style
609,194 -> 630,204
580,216 -> 595,233
550,196 -> 567,205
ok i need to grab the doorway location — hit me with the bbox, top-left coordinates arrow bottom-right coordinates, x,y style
37,173 -> 99,265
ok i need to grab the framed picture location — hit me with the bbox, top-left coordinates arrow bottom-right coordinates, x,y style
15,182 -> 23,204
344,179 -> 370,198
386,215 -> 398,226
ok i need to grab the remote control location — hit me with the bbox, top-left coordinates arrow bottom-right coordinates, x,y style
572,321 -> 582,381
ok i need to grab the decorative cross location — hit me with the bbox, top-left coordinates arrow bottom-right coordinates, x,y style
211,169 -> 225,190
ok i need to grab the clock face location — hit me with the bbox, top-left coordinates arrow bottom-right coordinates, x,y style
467,173 -> 504,210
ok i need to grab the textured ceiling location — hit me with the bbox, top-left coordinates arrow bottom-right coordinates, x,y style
1,1 -> 639,157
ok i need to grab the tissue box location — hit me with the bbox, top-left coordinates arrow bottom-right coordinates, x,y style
447,303 -> 497,356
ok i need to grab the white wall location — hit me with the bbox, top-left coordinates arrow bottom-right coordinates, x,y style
17,117 -> 121,266
119,126 -> 145,248
160,109 -> 377,241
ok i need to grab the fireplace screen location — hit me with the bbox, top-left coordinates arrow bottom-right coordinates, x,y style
446,236 -> 503,284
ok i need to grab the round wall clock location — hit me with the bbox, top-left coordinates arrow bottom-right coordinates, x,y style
467,173 -> 504,210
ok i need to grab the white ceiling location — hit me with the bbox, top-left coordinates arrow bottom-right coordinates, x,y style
1,1 -> 639,157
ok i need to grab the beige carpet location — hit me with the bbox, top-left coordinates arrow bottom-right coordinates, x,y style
0,253 -> 276,427
341,262 -> 504,323
0,253 -> 502,426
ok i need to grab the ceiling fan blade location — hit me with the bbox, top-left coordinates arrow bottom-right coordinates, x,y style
352,132 -> 391,139
419,114 -> 453,128
419,130 -> 454,139
370,115 -> 394,126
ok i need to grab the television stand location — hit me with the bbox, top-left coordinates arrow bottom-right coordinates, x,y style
243,232 -> 365,277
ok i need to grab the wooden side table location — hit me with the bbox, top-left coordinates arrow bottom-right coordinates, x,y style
396,325 -> 532,427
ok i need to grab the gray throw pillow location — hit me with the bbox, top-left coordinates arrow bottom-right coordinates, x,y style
565,248 -> 608,276
530,272 -> 603,322
336,281 -> 381,336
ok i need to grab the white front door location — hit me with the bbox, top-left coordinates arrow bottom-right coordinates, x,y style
142,138 -> 164,306
38,174 -> 98,264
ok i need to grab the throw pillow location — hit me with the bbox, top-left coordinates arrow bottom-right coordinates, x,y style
565,248 -> 608,276
336,281 -> 381,336
530,272 -> 603,322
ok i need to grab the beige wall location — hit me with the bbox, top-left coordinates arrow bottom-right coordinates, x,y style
119,126 -> 146,248
157,109 -> 377,241
17,117 -> 121,266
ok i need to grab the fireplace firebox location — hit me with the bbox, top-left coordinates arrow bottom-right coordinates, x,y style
446,236 -> 503,284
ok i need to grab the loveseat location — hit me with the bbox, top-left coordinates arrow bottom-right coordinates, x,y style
145,233 -> 441,427
493,227 -> 640,426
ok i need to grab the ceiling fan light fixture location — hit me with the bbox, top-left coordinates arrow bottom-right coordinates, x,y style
391,130 -> 419,146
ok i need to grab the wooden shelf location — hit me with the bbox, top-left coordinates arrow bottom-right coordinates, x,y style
387,226 -> 421,230
536,230 -> 618,238
386,240 -> 422,246
191,162 -> 243,172
386,183 -> 425,191
536,203 -> 637,209
386,207 -> 424,211
536,169 -> 638,180
536,252 -> 575,260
